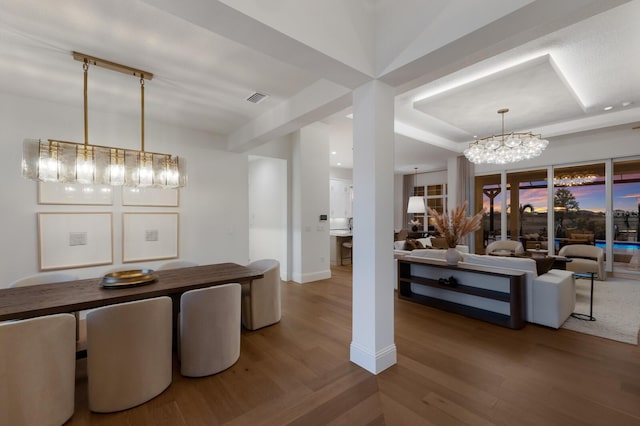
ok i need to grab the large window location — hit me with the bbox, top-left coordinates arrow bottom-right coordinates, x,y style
613,159 -> 640,273
503,169 -> 549,251
474,159 -> 640,275
553,163 -> 605,251
474,174 -> 507,251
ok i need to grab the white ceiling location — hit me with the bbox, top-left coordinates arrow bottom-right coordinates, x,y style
1,0 -> 638,174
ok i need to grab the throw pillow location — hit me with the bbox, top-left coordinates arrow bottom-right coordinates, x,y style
404,238 -> 416,250
431,237 -> 448,249
404,238 -> 424,250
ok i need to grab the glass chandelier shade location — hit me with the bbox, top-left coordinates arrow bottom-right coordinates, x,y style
22,139 -> 186,188
21,52 -> 186,189
463,108 -> 549,165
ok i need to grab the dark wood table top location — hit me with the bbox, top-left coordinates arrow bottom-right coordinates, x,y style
0,263 -> 263,321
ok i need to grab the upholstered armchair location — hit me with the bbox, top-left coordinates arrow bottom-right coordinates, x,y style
485,240 -> 525,256
558,244 -> 606,281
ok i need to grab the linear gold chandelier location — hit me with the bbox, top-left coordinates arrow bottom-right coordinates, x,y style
463,108 -> 548,165
22,52 -> 186,188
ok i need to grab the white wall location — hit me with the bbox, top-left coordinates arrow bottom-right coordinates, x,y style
248,156 -> 288,280
291,123 -> 331,283
0,92 -> 249,287
330,167 -> 353,180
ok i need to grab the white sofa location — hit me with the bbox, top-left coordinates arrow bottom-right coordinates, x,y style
401,249 -> 575,329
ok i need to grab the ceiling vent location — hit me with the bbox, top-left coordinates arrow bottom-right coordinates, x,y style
246,91 -> 269,104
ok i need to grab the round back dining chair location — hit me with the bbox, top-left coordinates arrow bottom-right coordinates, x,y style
0,313 -> 76,426
86,296 -> 173,413
158,260 -> 198,270
8,272 -> 86,353
179,283 -> 241,377
242,259 -> 281,330
8,272 -> 76,288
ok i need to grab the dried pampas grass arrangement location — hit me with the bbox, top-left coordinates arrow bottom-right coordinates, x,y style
426,201 -> 484,248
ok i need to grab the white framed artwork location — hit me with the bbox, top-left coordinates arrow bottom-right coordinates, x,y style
38,212 -> 113,270
38,182 -> 114,205
121,187 -> 179,207
122,212 -> 179,262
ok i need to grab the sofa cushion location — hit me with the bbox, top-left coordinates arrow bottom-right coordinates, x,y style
406,249 -> 448,261
462,253 -> 537,275
393,240 -> 405,250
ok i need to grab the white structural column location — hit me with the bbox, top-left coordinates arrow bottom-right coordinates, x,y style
350,80 -> 397,374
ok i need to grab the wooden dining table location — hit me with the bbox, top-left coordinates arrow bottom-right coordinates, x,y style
0,263 -> 263,322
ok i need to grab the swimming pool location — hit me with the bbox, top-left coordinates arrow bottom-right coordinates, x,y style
595,241 -> 640,250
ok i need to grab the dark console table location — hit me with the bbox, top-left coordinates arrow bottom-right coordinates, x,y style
397,257 -> 527,329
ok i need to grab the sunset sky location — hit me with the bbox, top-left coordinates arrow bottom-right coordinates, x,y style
482,182 -> 640,213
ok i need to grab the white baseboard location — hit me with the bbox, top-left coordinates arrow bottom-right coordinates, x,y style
349,341 -> 397,374
291,269 -> 331,284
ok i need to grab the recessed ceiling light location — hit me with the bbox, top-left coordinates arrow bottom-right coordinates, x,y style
331,151 -> 337,155
337,162 -> 342,166
622,101 -> 632,107
603,106 -> 614,111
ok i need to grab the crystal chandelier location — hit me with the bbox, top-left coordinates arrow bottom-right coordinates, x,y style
22,52 -> 186,188
463,108 -> 548,165
554,172 -> 597,187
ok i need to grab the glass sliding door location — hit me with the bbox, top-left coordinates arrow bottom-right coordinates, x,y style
612,159 -> 640,275
474,174 -> 506,253
506,169 -> 549,250
553,163 -> 606,252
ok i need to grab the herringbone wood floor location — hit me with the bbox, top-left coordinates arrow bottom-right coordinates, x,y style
67,265 -> 640,425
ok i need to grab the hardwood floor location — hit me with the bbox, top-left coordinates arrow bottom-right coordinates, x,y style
67,265 -> 640,425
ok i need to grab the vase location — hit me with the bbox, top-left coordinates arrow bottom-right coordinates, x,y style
411,225 -> 418,232
445,248 -> 461,266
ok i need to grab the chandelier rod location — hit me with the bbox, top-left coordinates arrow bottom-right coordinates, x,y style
83,60 -> 89,146
140,76 -> 145,152
498,108 -> 509,141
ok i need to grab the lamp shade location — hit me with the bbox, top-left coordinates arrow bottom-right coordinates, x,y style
407,196 -> 426,214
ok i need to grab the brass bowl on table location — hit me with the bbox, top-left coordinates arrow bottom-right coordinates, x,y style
101,269 -> 158,288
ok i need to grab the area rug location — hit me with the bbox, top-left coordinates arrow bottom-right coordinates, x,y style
561,276 -> 640,345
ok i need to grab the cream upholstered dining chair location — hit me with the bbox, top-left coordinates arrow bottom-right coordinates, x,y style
86,296 -> 173,413
8,272 -> 87,353
158,260 -> 198,270
8,272 -> 77,288
0,313 -> 76,426
242,259 -> 281,330
179,283 -> 241,377
485,240 -> 525,255
558,244 -> 606,281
